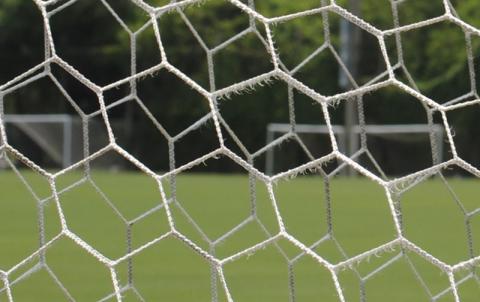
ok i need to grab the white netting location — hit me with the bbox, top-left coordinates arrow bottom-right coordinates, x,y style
0,0 -> 480,301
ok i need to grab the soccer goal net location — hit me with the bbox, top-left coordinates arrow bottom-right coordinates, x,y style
0,0 -> 479,301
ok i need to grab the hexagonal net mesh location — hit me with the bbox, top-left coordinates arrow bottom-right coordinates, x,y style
0,0 -> 479,301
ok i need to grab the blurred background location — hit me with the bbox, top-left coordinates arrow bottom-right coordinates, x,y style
1,0 -> 480,175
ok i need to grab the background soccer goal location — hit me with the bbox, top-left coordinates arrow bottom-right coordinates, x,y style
264,123 -> 445,175
0,0 -> 479,301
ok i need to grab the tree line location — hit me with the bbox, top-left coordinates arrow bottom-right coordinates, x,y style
1,0 -> 479,174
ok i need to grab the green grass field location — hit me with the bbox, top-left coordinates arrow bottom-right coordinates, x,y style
0,170 -> 479,301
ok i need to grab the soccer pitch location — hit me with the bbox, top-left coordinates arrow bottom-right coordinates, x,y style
0,171 -> 479,301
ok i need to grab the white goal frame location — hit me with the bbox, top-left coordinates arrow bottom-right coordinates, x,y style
265,123 -> 445,175
3,114 -> 73,168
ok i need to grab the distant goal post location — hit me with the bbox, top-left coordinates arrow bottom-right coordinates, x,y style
2,114 -> 73,168
265,123 -> 445,176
